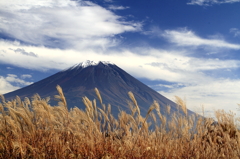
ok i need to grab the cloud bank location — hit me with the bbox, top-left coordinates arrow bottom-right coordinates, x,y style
162,29 -> 240,50
0,74 -> 33,94
108,5 -> 129,10
159,79 -> 240,116
0,0 -> 141,50
188,0 -> 240,5
230,28 -> 240,37
1,38 -> 240,115
1,39 -> 240,82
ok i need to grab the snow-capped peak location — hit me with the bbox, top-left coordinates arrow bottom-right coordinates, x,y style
80,60 -> 98,68
67,60 -> 115,70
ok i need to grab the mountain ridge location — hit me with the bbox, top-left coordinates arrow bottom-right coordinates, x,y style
3,60 -> 195,117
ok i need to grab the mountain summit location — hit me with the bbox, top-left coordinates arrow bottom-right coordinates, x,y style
65,60 -> 115,70
4,60 -> 194,117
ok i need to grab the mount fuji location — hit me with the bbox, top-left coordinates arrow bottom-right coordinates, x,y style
3,60 -> 195,117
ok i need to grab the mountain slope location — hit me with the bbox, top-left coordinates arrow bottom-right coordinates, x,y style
4,60 -> 194,117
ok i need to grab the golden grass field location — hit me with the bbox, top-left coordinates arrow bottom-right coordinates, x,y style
0,85 -> 240,158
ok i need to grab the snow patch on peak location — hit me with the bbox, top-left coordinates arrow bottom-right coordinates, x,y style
65,60 -> 115,71
79,60 -> 115,68
100,61 -> 115,66
80,60 -> 99,68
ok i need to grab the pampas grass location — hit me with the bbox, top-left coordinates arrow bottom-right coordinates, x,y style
0,86 -> 239,158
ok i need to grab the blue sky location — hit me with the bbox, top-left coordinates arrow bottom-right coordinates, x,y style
0,0 -> 240,116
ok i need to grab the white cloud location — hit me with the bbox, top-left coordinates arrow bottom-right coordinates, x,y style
0,77 -> 20,94
162,28 -> 240,49
0,0 -> 141,50
1,39 -> 240,83
0,74 -> 33,94
230,28 -> 240,37
188,0 -> 240,5
1,39 -> 240,115
5,74 -> 33,86
159,79 -> 240,116
147,57 -> 240,72
21,74 -> 32,79
108,5 -> 129,10
0,0 -> 77,10
153,83 -> 185,89
11,48 -> 38,57
142,26 -> 163,37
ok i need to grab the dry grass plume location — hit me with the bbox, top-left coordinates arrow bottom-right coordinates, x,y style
0,86 -> 239,158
